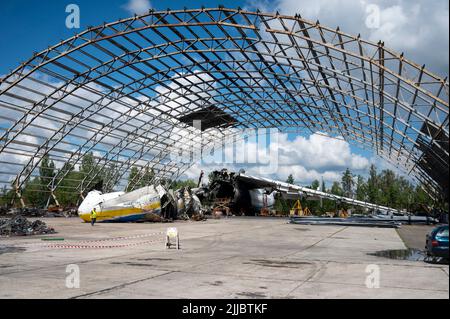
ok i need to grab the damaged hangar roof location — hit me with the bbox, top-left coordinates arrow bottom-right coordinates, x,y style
0,7 -> 448,201
178,105 -> 238,131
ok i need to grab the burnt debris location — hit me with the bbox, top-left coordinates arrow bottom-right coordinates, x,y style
0,215 -> 56,237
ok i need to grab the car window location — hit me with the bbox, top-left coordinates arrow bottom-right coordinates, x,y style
437,228 -> 449,237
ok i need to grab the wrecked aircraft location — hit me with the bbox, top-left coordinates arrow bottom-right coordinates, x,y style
176,187 -> 204,219
195,170 -> 277,215
77,183 -> 205,223
77,169 -> 409,222
78,185 -> 178,222
195,169 -> 407,216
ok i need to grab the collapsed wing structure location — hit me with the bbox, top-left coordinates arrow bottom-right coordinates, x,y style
237,173 -> 402,213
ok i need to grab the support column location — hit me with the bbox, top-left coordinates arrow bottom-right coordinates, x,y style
51,191 -> 60,207
14,188 -> 25,208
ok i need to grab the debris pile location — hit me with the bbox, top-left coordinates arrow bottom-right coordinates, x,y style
0,207 -> 78,218
1,207 -> 47,217
0,215 -> 56,236
175,187 -> 206,221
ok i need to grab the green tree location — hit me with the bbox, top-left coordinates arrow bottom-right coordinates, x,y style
102,163 -> 120,192
39,154 -> 55,187
126,167 -> 156,190
22,177 -> 46,207
331,181 -> 344,196
310,179 -> 320,190
274,195 -> 291,215
80,152 -> 102,191
320,183 -> 339,213
138,167 -> 155,188
321,180 -> 326,192
306,179 -> 321,214
414,185 -> 433,207
0,185 -> 15,207
126,166 -> 139,192
341,168 -> 354,198
21,155 -> 57,207
81,152 -> 95,174
171,179 -> 197,190
286,174 -> 295,184
55,170 -> 83,207
367,164 -> 380,204
378,169 -> 397,207
355,175 -> 367,201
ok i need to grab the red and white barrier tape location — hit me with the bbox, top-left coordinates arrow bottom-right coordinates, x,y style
46,238 -> 164,249
1,231 -> 166,249
75,231 -> 165,244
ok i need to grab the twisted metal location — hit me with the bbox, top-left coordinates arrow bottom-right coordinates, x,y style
0,7 -> 448,205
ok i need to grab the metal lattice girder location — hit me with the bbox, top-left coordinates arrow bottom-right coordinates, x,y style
0,7 -> 448,201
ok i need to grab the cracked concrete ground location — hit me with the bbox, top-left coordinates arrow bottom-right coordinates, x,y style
0,217 -> 448,298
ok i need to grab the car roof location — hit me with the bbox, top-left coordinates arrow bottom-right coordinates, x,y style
430,225 -> 448,234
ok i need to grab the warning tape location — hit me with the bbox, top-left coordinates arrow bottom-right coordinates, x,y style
0,231 -> 166,248
45,238 -> 165,249
74,231 -> 165,244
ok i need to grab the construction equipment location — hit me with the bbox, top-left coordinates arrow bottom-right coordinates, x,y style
259,207 -> 270,216
290,200 -> 311,216
237,173 -> 405,214
338,209 -> 349,218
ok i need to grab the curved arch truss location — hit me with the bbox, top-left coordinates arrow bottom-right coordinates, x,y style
0,7 -> 448,204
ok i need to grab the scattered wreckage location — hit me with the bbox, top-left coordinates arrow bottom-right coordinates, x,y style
203,170 -> 441,227
0,207 -> 78,218
77,184 -> 205,223
76,169 -> 272,223
2,169 -> 439,228
0,215 -> 56,236
193,169 -> 276,216
76,169 -> 443,225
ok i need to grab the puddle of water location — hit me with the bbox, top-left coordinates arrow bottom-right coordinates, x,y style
368,249 -> 425,261
369,249 -> 449,264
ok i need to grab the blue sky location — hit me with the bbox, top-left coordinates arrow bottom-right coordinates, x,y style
0,1 -> 243,75
1,1 -> 448,78
2,0 -> 446,186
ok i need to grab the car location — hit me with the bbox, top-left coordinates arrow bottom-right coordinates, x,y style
425,225 -> 449,259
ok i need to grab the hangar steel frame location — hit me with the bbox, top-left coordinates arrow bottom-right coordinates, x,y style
0,7 -> 448,206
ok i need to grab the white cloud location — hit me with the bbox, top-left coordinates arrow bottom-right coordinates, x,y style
246,0 -> 449,77
180,131 -> 369,186
276,133 -> 369,171
122,0 -> 152,15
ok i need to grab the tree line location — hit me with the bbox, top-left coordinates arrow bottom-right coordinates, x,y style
0,152 -> 200,208
1,153 -> 119,208
0,156 -> 441,212
275,165 -> 439,214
